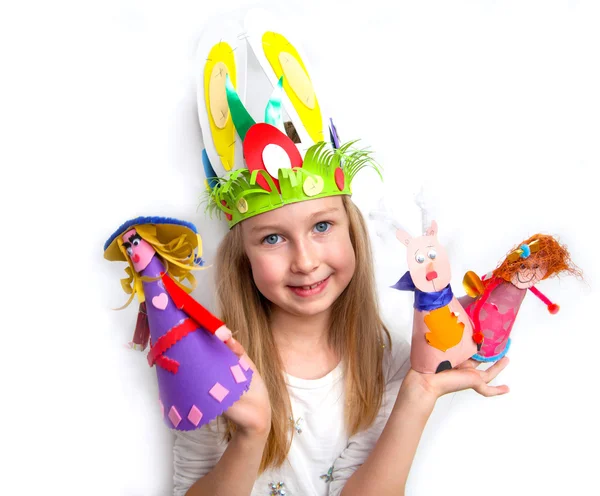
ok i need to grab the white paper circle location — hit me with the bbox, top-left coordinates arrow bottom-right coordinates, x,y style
262,144 -> 292,178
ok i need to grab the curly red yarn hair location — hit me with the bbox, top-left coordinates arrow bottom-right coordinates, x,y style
492,234 -> 582,283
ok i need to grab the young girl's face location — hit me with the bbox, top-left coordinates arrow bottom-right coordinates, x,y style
241,196 -> 356,318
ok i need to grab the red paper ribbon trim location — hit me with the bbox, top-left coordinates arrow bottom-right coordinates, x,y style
147,318 -> 197,373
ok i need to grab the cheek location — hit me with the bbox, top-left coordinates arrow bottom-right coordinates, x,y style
134,241 -> 155,262
247,251 -> 287,293
432,252 -> 450,277
330,234 -> 356,278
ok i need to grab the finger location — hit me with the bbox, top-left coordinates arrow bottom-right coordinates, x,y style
224,337 -> 259,373
456,358 -> 481,370
215,325 -> 233,342
480,356 -> 510,383
475,383 -> 510,397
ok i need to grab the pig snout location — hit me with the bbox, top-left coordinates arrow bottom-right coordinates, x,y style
426,263 -> 437,281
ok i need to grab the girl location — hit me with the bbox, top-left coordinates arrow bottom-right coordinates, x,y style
175,17 -> 509,495
173,195 -> 508,496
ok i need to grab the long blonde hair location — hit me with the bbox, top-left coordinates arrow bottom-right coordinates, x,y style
215,196 -> 391,471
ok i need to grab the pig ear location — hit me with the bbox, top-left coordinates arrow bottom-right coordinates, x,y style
395,228 -> 412,246
426,220 -> 438,237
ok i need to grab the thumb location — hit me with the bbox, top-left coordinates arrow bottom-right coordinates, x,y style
224,336 -> 258,373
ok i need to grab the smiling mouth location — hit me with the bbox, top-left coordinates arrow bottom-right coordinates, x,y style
288,276 -> 331,296
517,273 -> 534,284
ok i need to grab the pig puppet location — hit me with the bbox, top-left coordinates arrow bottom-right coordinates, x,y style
393,221 -> 482,373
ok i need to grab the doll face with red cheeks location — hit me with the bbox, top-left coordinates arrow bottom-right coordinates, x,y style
121,229 -> 156,273
511,261 -> 546,289
241,196 -> 356,319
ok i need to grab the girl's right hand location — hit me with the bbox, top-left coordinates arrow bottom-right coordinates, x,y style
222,337 -> 272,439
402,356 -> 510,404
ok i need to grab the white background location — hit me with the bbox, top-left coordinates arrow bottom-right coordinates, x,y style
2,0 -> 599,494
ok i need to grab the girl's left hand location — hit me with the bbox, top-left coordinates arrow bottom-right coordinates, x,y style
403,356 -> 510,401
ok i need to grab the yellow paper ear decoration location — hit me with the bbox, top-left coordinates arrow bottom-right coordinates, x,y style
262,31 -> 323,143
209,62 -> 231,129
204,42 -> 237,171
278,52 -> 316,110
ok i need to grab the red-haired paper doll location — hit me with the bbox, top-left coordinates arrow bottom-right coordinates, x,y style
463,234 -> 581,362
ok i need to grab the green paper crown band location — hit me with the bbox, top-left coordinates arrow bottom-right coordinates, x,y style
205,140 -> 382,228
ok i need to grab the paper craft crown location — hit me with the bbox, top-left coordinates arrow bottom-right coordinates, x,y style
197,10 -> 380,228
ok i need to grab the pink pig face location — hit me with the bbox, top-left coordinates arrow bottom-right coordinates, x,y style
396,220 -> 452,292
121,228 -> 156,273
511,262 -> 546,289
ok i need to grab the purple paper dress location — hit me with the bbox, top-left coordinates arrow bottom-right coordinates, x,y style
141,256 -> 253,430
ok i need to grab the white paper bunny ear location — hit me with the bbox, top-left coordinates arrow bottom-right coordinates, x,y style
244,8 -> 327,150
196,19 -> 248,179
414,187 -> 431,236
369,198 -> 405,242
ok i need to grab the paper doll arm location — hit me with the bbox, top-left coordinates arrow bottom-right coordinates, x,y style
529,286 -> 560,314
161,273 -> 225,333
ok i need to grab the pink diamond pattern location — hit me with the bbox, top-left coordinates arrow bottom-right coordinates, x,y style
168,406 -> 182,428
209,382 -> 230,403
230,364 -> 247,383
187,405 -> 204,427
239,356 -> 251,371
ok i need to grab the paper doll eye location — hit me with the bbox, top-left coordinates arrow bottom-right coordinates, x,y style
520,263 -> 526,270
427,249 -> 437,260
415,253 -> 425,264
132,238 -> 140,246
533,264 -> 539,269
126,246 -> 133,256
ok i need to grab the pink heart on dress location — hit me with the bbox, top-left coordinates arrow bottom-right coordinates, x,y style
152,293 -> 169,310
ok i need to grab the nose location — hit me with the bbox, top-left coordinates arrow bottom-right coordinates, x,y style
291,239 -> 319,274
425,262 -> 437,281
132,253 -> 140,263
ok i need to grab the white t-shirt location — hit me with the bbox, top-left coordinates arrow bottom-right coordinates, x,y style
173,336 -> 411,496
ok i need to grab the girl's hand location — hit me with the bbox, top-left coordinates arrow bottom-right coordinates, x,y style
215,325 -> 233,342
222,337 -> 272,439
403,356 -> 510,402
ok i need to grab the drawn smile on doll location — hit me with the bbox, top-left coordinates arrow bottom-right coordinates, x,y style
288,275 -> 331,297
517,272 -> 535,285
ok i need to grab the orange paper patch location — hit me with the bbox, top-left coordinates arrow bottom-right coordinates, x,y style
423,307 -> 465,352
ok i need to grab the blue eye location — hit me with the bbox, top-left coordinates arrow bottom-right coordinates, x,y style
314,222 -> 331,233
263,234 -> 282,245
